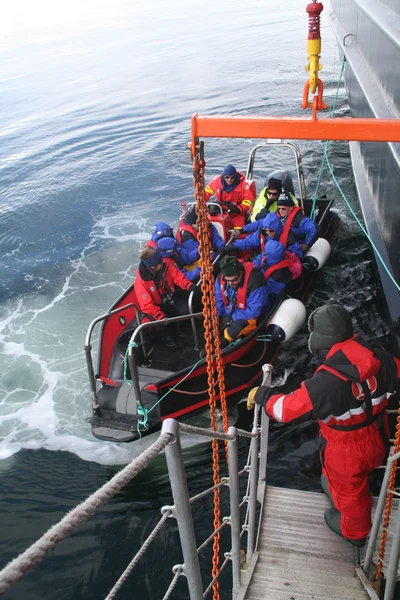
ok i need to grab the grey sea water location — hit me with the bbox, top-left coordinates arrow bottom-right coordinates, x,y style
0,1 -> 391,598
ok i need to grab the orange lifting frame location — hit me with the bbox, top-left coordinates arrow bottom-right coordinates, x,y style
191,113 -> 400,147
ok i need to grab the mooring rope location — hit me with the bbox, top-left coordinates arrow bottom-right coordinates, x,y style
0,433 -> 172,597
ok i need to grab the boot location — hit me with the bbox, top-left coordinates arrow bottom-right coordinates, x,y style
163,334 -> 176,348
176,322 -> 187,338
324,508 -> 366,547
320,474 -> 334,506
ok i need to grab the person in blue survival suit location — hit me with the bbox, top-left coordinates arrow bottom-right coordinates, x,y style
214,255 -> 269,346
248,304 -> 400,546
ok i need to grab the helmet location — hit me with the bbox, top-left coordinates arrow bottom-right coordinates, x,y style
308,304 -> 353,355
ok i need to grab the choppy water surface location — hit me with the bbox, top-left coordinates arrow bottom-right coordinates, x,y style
0,1 -> 391,598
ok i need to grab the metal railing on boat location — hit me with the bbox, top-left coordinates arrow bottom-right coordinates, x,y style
84,301 -> 203,410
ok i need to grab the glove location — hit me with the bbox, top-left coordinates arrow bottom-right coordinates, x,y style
255,208 -> 268,221
223,244 -> 236,255
227,202 -> 241,215
232,228 -> 243,238
188,285 -> 197,294
300,243 -> 310,252
219,315 -> 231,329
247,386 -> 270,411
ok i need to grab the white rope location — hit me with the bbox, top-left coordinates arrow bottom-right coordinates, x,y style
0,433 -> 172,597
162,567 -> 183,600
104,509 -> 173,600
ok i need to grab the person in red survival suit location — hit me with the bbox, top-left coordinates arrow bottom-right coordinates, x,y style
249,304 -> 400,546
205,164 -> 256,229
134,247 -> 196,348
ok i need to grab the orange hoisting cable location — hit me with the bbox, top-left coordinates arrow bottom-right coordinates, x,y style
372,407 -> 400,592
191,138 -> 229,600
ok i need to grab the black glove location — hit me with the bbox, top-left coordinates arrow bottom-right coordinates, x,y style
255,208 -> 268,221
219,315 -> 231,328
227,202 -> 241,215
216,244 -> 233,257
254,386 -> 270,410
188,285 -> 197,294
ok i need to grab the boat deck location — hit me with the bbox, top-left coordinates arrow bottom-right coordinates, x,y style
241,486 -> 371,600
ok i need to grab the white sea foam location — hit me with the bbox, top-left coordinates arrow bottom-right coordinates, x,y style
0,212 -> 178,464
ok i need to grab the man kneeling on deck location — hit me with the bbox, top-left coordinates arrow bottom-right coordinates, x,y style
215,255 -> 269,347
248,304 -> 400,546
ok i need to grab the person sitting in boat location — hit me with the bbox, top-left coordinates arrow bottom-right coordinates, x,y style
250,177 -> 298,222
204,164 -> 256,229
146,220 -> 199,265
253,240 -> 293,299
223,212 -> 302,260
176,206 -> 225,258
156,237 -> 201,282
249,304 -> 400,547
145,221 -> 174,249
214,255 -> 269,346
276,192 -> 317,255
134,247 -> 196,348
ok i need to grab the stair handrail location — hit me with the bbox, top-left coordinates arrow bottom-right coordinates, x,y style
0,411 -> 269,600
363,446 -> 400,600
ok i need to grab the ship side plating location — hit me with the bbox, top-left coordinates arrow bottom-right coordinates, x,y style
328,0 -> 400,326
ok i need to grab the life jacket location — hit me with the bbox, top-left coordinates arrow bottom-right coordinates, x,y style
176,223 -> 198,244
262,257 -> 292,281
220,261 -> 253,310
260,232 -> 301,280
259,231 -> 268,254
305,337 -> 398,435
279,206 -> 303,248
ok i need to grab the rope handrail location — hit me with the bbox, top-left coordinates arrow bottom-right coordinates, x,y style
104,509 -> 173,600
0,417 -> 263,599
162,566 -> 183,600
203,553 -> 231,599
197,520 -> 230,555
0,432 -> 172,597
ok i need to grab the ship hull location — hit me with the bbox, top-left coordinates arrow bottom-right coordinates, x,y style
328,0 -> 400,328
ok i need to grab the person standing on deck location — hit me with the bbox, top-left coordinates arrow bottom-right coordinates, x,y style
204,164 -> 256,229
248,304 -> 400,546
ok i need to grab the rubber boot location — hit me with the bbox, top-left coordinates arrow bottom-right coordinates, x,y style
176,322 -> 187,338
320,474 -> 334,506
163,334 -> 176,348
324,508 -> 366,547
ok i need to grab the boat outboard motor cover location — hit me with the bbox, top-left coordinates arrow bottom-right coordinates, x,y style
265,169 -> 295,196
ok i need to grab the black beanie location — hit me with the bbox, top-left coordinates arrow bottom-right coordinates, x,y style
220,256 -> 242,278
184,207 -> 197,226
268,178 -> 282,194
277,192 -> 295,207
308,304 -> 353,355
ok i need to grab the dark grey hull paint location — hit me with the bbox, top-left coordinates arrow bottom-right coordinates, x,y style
328,0 -> 400,325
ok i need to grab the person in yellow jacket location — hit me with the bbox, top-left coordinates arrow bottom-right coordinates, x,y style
250,177 -> 298,222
